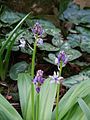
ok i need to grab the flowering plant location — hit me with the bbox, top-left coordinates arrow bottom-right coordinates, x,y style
0,20 -> 90,120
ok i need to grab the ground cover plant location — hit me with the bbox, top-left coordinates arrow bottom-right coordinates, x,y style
0,1 -> 90,120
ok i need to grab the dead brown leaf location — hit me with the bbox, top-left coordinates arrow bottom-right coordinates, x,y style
73,0 -> 90,8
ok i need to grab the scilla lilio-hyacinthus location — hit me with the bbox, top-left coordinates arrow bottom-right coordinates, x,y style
30,21 -> 68,120
31,22 -> 45,120
31,22 -> 68,120
49,51 -> 68,120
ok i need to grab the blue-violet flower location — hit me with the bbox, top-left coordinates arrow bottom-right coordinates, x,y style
33,70 -> 44,93
55,51 -> 68,67
32,22 -> 45,46
32,22 -> 44,37
37,38 -> 43,46
49,71 -> 64,84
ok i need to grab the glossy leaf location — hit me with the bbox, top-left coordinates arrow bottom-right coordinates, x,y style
9,61 -> 28,80
78,98 -> 90,120
52,35 -> 63,47
18,73 -> 31,119
0,9 -> 21,25
63,68 -> 90,88
52,79 -> 90,120
39,78 -> 57,120
0,94 -> 22,120
39,42 -> 60,51
62,95 -> 90,120
60,47 -> 82,61
60,3 -> 90,25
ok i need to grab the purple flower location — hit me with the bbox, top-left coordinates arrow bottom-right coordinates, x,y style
49,71 -> 64,84
33,70 -> 44,93
32,22 -> 44,37
36,70 -> 43,77
36,86 -> 40,93
55,51 -> 68,67
37,38 -> 43,46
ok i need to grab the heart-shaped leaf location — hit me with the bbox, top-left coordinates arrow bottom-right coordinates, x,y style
9,61 -> 28,80
39,42 -> 60,51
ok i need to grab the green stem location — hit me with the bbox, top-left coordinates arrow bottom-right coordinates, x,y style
36,93 -> 39,120
31,40 -> 37,120
56,84 -> 60,120
59,61 -> 62,76
56,61 -> 62,120
31,41 -> 37,77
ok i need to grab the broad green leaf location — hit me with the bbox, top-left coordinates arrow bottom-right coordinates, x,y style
67,34 -> 81,48
66,49 -> 82,61
76,26 -> 90,36
25,80 -> 36,120
81,40 -> 90,53
52,79 -> 90,120
32,19 -> 61,36
81,68 -> 90,77
39,78 -> 57,120
60,3 -> 90,25
27,19 -> 61,37
67,33 -> 90,53
63,68 -> 90,88
78,98 -> 90,120
39,42 -> 60,51
18,73 -> 31,119
52,35 -> 63,47
72,60 -> 90,67
0,9 -> 21,25
59,79 -> 90,119
43,53 -> 56,65
9,61 -> 28,80
62,95 -> 90,120
60,46 -> 82,61
43,57 -> 55,65
0,94 -> 22,120
44,47 -> 82,65
21,47 -> 33,55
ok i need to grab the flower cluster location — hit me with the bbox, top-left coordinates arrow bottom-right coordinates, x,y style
49,71 -> 64,84
32,22 -> 44,45
32,22 -> 44,37
33,70 -> 44,93
49,51 -> 68,84
55,51 -> 68,68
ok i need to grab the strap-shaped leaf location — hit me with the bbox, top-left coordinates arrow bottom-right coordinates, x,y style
62,95 -> 90,120
39,78 -> 57,120
18,73 -> 31,119
52,79 -> 90,120
0,94 -> 22,120
78,98 -> 90,120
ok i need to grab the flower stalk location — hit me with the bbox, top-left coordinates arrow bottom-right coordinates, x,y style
31,21 -> 45,120
56,61 -> 62,120
36,93 -> 40,120
31,40 -> 37,120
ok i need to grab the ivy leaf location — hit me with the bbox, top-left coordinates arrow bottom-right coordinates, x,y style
52,34 -> 63,47
0,9 -> 21,25
9,61 -> 28,80
63,68 -> 90,88
39,42 -> 60,51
